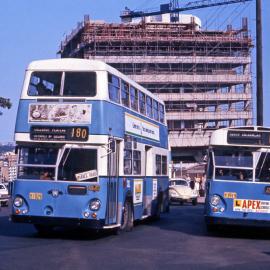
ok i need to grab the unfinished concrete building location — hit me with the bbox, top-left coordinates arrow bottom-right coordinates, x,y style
59,14 -> 253,163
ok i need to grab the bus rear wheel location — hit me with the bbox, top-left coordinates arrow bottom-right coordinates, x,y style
119,200 -> 133,232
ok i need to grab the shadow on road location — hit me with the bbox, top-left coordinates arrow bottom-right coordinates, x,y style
0,213 -> 116,241
141,204 -> 270,240
2,203 -> 270,241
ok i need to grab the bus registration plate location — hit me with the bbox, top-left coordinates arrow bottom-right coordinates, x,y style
29,192 -> 43,200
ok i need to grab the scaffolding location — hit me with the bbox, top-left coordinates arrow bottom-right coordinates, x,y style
59,15 -> 253,162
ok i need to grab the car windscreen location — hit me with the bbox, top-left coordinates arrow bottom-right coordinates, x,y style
170,180 -> 188,186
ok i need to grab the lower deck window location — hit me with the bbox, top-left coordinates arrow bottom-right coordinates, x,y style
124,150 -> 132,174
124,149 -> 141,175
133,150 -> 141,175
156,154 -> 167,176
215,168 -> 252,181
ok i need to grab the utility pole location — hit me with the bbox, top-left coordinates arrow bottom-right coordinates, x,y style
256,0 -> 263,126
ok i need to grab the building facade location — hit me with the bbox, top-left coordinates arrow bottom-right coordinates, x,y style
59,14 -> 253,163
0,152 -> 17,182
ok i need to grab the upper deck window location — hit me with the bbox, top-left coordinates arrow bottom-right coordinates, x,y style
108,74 -> 120,103
28,72 -> 62,96
121,81 -> 129,107
139,91 -> 146,115
146,96 -> 153,118
130,87 -> 138,111
28,71 -> 96,97
159,104 -> 165,123
153,100 -> 159,121
63,72 -> 96,97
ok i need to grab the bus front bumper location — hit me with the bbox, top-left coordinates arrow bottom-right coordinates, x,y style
205,216 -> 270,228
11,215 -> 106,229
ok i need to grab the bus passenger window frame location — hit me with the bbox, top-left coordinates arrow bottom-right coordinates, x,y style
133,150 -> 141,175
124,149 -> 132,175
162,155 -> 167,175
146,96 -> 153,118
153,100 -> 159,121
156,154 -> 162,175
108,73 -> 120,103
139,91 -> 146,115
159,104 -> 165,124
130,86 -> 138,112
121,81 -> 130,107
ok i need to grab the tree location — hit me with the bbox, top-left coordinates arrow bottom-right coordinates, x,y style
0,97 -> 12,115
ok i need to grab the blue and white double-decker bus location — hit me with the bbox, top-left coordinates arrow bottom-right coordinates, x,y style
12,59 -> 169,234
205,126 -> 270,230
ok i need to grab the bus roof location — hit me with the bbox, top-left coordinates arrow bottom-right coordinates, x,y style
27,58 -> 164,105
210,126 -> 270,148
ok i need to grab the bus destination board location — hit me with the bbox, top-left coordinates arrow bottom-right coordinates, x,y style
227,130 -> 270,145
30,126 -> 89,142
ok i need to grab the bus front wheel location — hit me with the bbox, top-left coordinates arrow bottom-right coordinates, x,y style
120,200 -> 133,232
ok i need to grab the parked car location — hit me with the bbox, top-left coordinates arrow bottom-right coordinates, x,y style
0,183 -> 9,207
169,179 -> 198,205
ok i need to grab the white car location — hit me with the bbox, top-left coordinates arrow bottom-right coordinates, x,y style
0,183 -> 9,207
169,179 -> 198,205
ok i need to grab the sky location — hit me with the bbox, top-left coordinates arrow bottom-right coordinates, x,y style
0,0 -> 269,142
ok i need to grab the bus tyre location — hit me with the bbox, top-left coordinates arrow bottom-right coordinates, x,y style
192,198 -> 198,206
120,200 -> 133,232
152,194 -> 162,220
206,223 -> 217,233
34,224 -> 54,236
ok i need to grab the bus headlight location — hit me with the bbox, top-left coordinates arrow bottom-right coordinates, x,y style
210,195 -> 226,213
14,197 -> 23,207
210,195 -> 221,206
89,199 -> 101,211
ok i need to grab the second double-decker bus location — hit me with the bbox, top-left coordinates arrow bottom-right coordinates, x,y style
205,126 -> 270,230
12,58 -> 169,234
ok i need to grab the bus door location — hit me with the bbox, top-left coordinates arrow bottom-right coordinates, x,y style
106,139 -> 120,225
144,145 -> 153,216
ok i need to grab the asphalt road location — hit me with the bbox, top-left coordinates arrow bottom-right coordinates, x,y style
1,203 -> 270,270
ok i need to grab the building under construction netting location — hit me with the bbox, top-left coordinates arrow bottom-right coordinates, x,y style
59,13 -> 253,163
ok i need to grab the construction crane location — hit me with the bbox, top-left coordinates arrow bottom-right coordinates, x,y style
120,0 -> 252,21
